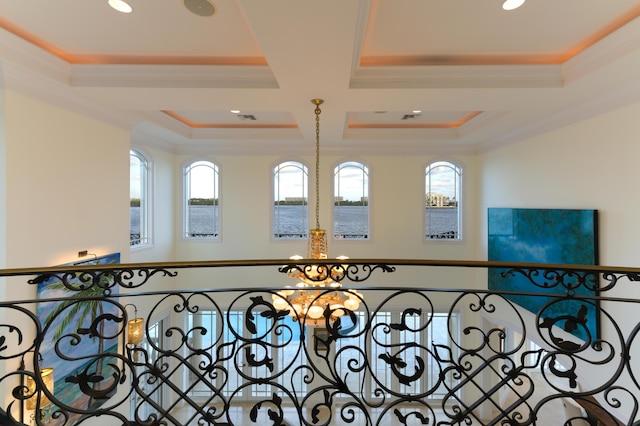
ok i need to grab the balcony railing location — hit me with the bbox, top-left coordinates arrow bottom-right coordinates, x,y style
0,259 -> 639,425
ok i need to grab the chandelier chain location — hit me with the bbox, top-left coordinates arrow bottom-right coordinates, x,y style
313,99 -> 323,230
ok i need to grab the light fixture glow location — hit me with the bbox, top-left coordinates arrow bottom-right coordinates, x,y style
124,303 -> 144,351
108,0 -> 133,13
25,367 -> 54,410
230,110 -> 240,114
502,0 -> 525,10
124,304 -> 145,362
127,317 -> 144,345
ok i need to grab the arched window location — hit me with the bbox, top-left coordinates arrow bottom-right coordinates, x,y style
184,160 -> 219,239
273,161 -> 308,239
334,161 -> 369,239
425,161 -> 461,240
130,149 -> 151,247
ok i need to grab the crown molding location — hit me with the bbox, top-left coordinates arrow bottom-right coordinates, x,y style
0,28 -> 69,85
475,78 -> 640,154
70,63 -> 279,89
350,64 -> 564,89
563,15 -> 640,84
1,60 -> 138,131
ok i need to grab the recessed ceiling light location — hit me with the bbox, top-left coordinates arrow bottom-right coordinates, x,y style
502,0 -> 525,11
412,110 -> 422,114
230,110 -> 240,114
108,0 -> 132,13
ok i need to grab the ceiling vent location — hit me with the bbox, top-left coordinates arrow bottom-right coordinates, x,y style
238,114 -> 257,121
402,114 -> 421,120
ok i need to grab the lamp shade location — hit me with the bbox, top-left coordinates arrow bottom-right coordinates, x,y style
127,317 -> 144,345
25,367 -> 54,410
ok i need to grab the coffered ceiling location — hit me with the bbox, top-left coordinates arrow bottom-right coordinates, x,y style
1,0 -> 640,155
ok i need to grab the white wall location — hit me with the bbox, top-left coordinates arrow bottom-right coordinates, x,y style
0,58 -> 8,400
4,90 -> 130,272
0,69 -> 6,273
0,88 -> 130,422
478,100 -> 640,422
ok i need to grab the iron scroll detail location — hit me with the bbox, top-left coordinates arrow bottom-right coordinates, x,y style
278,262 -> 395,283
2,260 -> 640,425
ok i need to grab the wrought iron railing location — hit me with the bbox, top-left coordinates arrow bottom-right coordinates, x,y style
1,259 -> 639,425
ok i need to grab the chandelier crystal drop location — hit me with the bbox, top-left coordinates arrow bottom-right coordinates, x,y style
273,99 -> 362,325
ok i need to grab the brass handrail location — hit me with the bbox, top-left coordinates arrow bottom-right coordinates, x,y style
2,257 -> 640,277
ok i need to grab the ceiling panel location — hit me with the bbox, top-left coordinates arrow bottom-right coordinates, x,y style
1,0 -> 640,154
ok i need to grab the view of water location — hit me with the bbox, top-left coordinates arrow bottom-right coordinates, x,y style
335,205 -> 369,238
131,206 -> 458,239
186,205 -> 219,236
273,205 -> 308,238
273,205 -> 369,238
426,208 -> 459,238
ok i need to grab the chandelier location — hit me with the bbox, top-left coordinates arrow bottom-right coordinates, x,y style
273,99 -> 362,325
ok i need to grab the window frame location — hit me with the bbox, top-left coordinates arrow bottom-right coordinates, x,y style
182,159 -> 221,240
272,159 -> 309,240
130,148 -> 153,249
424,160 -> 462,242
332,160 -> 370,240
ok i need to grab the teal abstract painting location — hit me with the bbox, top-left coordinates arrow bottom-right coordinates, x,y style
488,208 -> 599,341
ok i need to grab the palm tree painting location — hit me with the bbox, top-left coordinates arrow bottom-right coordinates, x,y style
35,253 -> 121,425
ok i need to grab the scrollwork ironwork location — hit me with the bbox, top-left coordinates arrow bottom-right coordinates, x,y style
500,267 -> 600,294
2,260 -> 640,424
278,262 -> 395,283
28,267 -> 179,296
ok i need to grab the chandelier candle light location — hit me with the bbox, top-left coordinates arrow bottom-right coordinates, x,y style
273,99 -> 362,325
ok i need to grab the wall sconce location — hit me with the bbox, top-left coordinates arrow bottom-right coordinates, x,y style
20,352 -> 54,424
128,318 -> 144,346
124,304 -> 144,347
25,368 -> 54,409
77,250 -> 97,259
